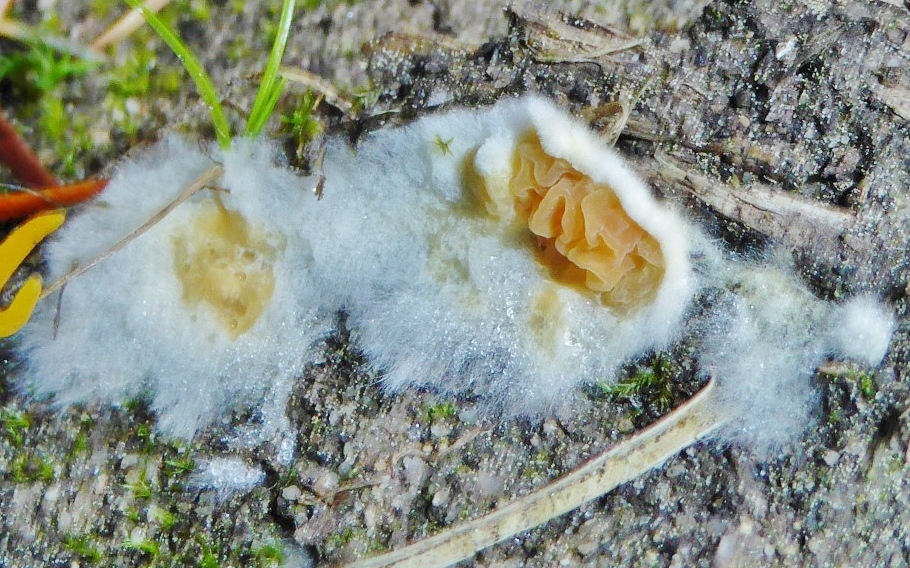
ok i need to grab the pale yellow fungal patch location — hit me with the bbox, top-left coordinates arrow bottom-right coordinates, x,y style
172,199 -> 278,339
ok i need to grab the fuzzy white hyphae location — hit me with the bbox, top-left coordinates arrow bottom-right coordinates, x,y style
17,138 -> 329,439
306,96 -> 895,443
16,96 -> 895,454
306,97 -> 694,416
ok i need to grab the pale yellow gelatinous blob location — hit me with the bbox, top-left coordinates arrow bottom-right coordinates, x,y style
172,199 -> 277,339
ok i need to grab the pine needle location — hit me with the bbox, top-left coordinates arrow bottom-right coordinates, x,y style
90,0 -> 172,52
40,164 -> 223,299
347,380 -> 724,568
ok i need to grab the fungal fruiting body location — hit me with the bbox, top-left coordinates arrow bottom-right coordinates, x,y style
13,96 -> 896,453
306,96 -> 693,414
171,197 -> 279,340
16,138 -> 328,439
499,133 -> 666,308
8,93 -> 900,568
306,95 -> 893,441
465,98 -> 691,321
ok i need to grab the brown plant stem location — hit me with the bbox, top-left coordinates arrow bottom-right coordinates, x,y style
0,107 -> 57,188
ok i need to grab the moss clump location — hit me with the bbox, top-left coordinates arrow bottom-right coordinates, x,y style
425,401 -> 457,422
598,354 -> 676,414
63,533 -> 103,563
1,408 -> 31,447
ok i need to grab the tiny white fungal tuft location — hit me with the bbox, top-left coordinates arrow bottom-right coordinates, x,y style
189,457 -> 266,500
828,295 -> 896,367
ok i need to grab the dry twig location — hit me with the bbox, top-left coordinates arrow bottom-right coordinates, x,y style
40,164 -> 222,299
347,380 -> 722,568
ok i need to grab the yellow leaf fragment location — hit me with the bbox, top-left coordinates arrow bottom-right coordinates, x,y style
0,210 -> 65,338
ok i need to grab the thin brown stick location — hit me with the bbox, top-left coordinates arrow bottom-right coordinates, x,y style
40,164 -> 222,299
90,0 -> 172,51
279,66 -> 354,114
347,380 -> 722,568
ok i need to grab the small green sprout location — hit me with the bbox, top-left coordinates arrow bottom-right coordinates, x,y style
253,542 -> 284,566
148,504 -> 176,530
200,550 -> 220,568
198,537 -> 221,568
9,452 -> 54,483
64,534 -> 103,563
37,95 -> 94,177
351,82 -> 380,113
425,401 -> 457,422
122,536 -> 160,557
281,90 -> 323,159
432,134 -> 454,156
37,457 -> 54,482
125,471 -> 153,500
0,43 -> 96,94
107,49 -> 154,99
136,423 -> 154,446
599,354 -> 675,413
324,527 -> 355,552
820,364 -> 878,400
857,371 -> 876,399
189,0 -> 213,21
123,397 -> 146,413
70,431 -> 89,457
163,455 -> 195,478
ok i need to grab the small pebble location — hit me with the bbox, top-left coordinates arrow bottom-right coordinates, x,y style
281,485 -> 302,502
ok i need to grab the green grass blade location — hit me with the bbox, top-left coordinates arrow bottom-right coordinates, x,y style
245,0 -> 296,137
253,75 -> 286,136
123,0 -> 231,148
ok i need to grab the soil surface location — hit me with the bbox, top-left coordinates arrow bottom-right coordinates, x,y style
2,1 -> 909,567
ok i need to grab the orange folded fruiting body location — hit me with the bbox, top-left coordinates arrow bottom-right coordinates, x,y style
507,134 -> 665,309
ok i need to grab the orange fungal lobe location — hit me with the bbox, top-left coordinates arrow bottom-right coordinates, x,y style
474,133 -> 666,309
